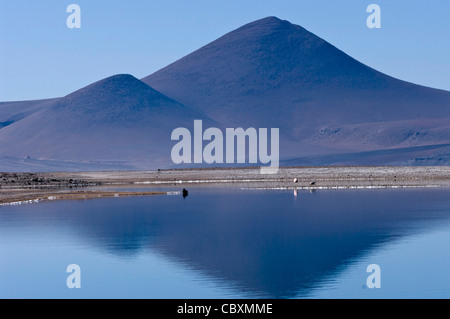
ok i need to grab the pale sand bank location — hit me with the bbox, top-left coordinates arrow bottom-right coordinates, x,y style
1,167 -> 450,205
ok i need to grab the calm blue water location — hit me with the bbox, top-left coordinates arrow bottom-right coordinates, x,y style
1,187 -> 450,299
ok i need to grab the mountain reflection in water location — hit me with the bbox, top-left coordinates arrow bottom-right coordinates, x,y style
1,187 -> 450,298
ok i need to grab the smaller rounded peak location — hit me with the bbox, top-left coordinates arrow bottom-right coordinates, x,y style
106,73 -> 136,79
97,74 -> 139,84
61,73 -> 151,102
80,74 -> 148,92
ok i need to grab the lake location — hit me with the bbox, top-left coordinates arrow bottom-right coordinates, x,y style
1,186 -> 450,299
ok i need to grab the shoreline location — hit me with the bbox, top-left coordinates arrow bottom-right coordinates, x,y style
0,190 -> 168,206
1,166 -> 450,205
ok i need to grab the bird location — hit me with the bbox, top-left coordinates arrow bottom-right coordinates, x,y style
182,189 -> 189,198
293,178 -> 298,183
310,181 -> 316,186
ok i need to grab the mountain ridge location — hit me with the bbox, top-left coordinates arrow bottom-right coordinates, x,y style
1,16 -> 449,171
142,16 -> 450,159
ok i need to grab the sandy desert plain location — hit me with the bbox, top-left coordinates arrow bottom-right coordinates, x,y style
1,166 -> 450,206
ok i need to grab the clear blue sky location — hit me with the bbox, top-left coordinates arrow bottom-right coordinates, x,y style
1,0 -> 449,101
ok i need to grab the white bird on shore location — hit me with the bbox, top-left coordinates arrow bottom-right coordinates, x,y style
293,178 -> 298,183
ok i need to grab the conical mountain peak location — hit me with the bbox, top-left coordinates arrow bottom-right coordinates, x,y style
143,16 -> 450,158
231,16 -> 313,37
199,16 -> 327,54
1,17 -> 450,171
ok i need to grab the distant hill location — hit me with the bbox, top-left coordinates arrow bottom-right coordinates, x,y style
1,17 -> 449,171
0,98 -> 56,129
0,75 -> 210,171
